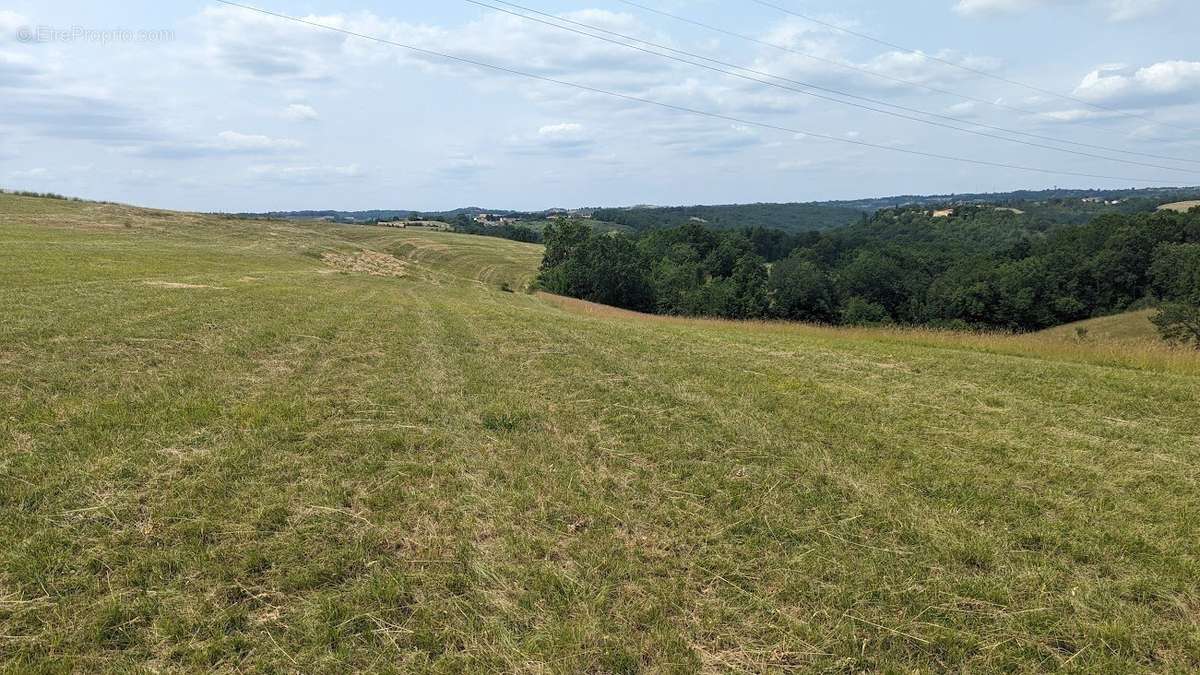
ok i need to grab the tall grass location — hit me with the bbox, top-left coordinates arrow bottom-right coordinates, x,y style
542,293 -> 1200,376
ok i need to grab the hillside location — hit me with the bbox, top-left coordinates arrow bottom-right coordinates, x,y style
828,186 -> 1200,212
2,194 -> 1199,672
590,203 -> 868,234
1159,200 -> 1200,213
227,186 -> 1200,235
1036,309 -> 1160,345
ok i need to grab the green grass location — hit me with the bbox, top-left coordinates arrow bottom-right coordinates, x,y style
1037,310 -> 1160,345
2,194 -> 1199,671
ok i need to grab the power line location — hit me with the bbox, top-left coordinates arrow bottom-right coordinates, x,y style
212,0 -> 1179,186
613,0 -> 1199,161
747,0 -> 1196,134
611,1 -> 1075,126
473,0 -> 1199,174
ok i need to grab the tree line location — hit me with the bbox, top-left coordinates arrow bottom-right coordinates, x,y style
450,214 -> 543,244
591,203 -> 865,234
537,207 -> 1200,346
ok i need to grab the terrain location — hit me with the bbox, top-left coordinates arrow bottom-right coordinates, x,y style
232,185 -> 1200,235
1037,310 -> 1160,346
2,193 -> 1199,672
1159,201 -> 1200,213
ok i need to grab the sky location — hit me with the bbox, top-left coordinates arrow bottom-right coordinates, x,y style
1,0 -> 1198,212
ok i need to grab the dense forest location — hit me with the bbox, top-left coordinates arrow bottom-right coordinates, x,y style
591,203 -> 867,234
537,206 -> 1200,342
449,215 -> 543,243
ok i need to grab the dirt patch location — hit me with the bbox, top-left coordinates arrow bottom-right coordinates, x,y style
321,250 -> 409,278
10,431 -> 34,454
144,281 -> 226,290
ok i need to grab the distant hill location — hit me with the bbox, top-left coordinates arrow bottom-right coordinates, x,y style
1158,200 -> 1200,213
1036,309 -> 1160,345
225,186 -> 1200,233
226,207 -> 521,224
585,187 -> 1200,234
589,203 -> 867,234
824,186 -> 1200,210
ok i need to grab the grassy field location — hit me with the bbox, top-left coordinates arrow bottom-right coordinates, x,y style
1037,310 -> 1159,344
2,194 -> 1199,672
1157,200 -> 1200,213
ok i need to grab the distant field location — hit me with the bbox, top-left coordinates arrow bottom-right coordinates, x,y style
1158,200 -> 1200,213
2,194 -> 1199,671
377,219 -> 452,230
1036,310 -> 1159,345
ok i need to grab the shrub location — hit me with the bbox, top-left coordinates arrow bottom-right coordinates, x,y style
1152,303 -> 1200,348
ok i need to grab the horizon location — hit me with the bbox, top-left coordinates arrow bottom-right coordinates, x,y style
8,184 -> 1198,217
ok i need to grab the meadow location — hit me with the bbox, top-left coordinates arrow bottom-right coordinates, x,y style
1,193 -> 1198,672
1158,201 -> 1200,213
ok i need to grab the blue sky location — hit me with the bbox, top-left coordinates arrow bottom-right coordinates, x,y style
1,0 -> 1198,211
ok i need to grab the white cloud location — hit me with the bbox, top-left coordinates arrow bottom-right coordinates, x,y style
0,10 -> 28,41
747,20 -> 1003,97
954,0 -> 1060,14
195,6 -> 409,81
1036,108 -> 1117,122
1073,60 -> 1200,106
506,122 -> 597,157
863,49 -> 1001,84
215,130 -> 301,151
282,104 -> 319,121
945,101 -> 978,117
195,4 -> 669,94
0,51 -> 44,87
1104,0 -> 1167,21
436,154 -> 494,180
663,123 -> 763,156
128,131 -> 302,159
1127,123 -> 1200,145
119,168 -> 163,185
953,0 -> 1169,22
248,163 -> 362,184
539,123 -> 584,136
8,167 -> 50,179
0,89 -> 158,143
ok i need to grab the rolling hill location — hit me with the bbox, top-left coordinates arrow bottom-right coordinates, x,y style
1159,200 -> 1200,213
1036,309 -> 1160,345
228,186 -> 1200,236
2,194 -> 1198,672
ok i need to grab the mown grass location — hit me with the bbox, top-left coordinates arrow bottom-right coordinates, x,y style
2,193 -> 1199,672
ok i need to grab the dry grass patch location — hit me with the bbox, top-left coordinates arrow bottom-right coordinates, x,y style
321,250 -> 409,278
1157,200 -> 1200,213
143,281 -> 227,290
